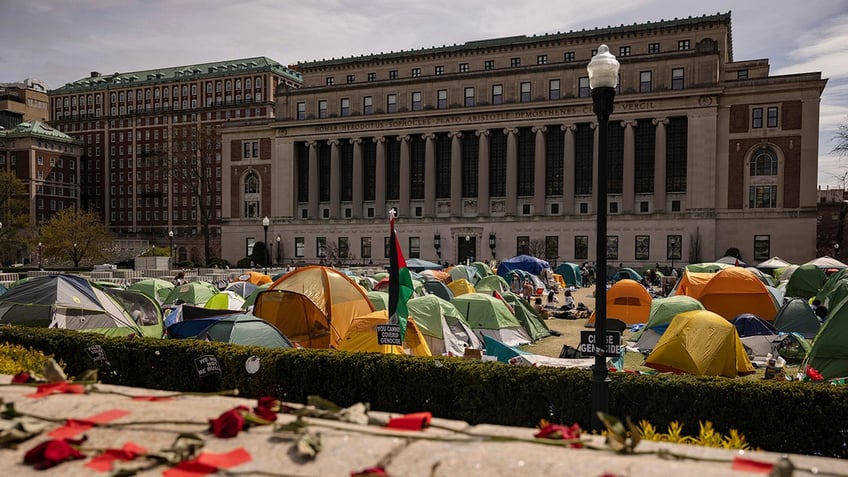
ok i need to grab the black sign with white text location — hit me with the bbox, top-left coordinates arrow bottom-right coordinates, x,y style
579,330 -> 622,357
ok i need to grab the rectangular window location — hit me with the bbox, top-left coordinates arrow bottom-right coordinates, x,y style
435,65 -> 444,75
619,46 -> 631,57
749,185 -> 777,208
606,236 -> 619,260
346,74 -> 355,84
325,77 -> 334,86
678,40 -> 690,50
459,62 -> 469,73
545,236 -> 558,261
767,106 -> 779,128
648,42 -> 660,54
640,71 -> 652,93
437,89 -> 447,109
389,70 -> 398,80
671,68 -> 684,90
549,79 -> 561,99
411,67 -> 421,77
246,237 -> 256,257
384,237 -> 391,258
318,100 -> 328,118
752,107 -> 763,129
387,94 -> 397,113
340,98 -> 350,116
536,55 -> 548,65
317,237 -> 326,257
575,236 -> 588,260
754,235 -> 771,261
367,72 -> 376,82
578,77 -> 590,97
408,237 -> 421,259
464,87 -> 475,107
510,57 -> 521,67
635,235 -> 650,260
737,70 -> 749,80
484,60 -> 494,70
411,91 -> 422,111
360,237 -> 372,258
667,235 -> 682,261
491,84 -> 503,105
520,82 -> 531,102
363,96 -> 373,115
295,237 -> 304,257
516,236 -> 530,256
564,51 -> 575,62
296,101 -> 305,120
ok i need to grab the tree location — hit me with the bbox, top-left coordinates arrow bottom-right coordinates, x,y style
833,118 -> 848,157
528,238 -> 546,259
39,208 -> 112,267
0,172 -> 30,264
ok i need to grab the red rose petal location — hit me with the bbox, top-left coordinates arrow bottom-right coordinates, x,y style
385,412 -> 432,431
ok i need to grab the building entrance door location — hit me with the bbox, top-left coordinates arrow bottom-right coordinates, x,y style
458,236 -> 476,265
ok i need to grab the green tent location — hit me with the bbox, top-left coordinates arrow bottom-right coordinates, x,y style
163,281 -> 218,306
685,262 -> 733,273
128,278 -> 175,305
366,290 -> 389,311
450,292 -> 531,347
805,293 -> 848,380
784,264 -> 826,300
554,262 -> 583,287
814,268 -> 848,305
471,261 -> 494,278
242,282 -> 272,309
773,298 -> 821,339
167,313 -> 293,348
632,295 -> 705,352
501,291 -> 551,341
474,275 -> 510,294
407,295 -> 482,355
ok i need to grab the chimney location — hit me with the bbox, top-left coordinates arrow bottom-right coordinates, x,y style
90,71 -> 101,78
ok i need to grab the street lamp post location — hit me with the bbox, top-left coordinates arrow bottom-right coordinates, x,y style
835,243 -> 840,259
587,44 -> 620,432
38,242 -> 42,269
262,216 -> 270,274
276,235 -> 281,266
168,230 -> 174,270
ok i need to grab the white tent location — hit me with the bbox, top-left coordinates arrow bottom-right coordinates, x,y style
803,256 -> 848,269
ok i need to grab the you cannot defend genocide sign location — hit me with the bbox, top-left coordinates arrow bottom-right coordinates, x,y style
376,324 -> 402,346
579,330 -> 622,357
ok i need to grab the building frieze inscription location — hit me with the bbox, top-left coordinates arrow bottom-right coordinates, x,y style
306,101 -> 657,135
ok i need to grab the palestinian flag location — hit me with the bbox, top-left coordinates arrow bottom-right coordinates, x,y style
388,211 -> 415,340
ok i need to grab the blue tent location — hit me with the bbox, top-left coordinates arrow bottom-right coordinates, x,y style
611,267 -> 643,283
732,313 -> 778,337
405,258 -> 445,272
497,255 -> 550,278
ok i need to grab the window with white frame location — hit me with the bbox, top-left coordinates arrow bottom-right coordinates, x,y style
520,82 -> 531,102
387,94 -> 397,113
492,85 -> 503,105
464,87 -> 475,106
748,149 -> 778,209
671,68 -> 684,90
411,92 -> 422,111
437,89 -> 447,109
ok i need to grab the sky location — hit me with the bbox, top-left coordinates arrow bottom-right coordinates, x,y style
2,0 -> 847,187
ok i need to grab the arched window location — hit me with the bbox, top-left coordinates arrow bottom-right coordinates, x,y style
243,171 -> 260,218
747,148 -> 779,209
750,149 -> 777,176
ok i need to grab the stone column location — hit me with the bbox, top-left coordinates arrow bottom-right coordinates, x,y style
423,132 -> 436,217
622,120 -> 636,213
476,129 -> 490,216
505,127 -> 518,216
562,124 -> 576,215
449,131 -> 462,217
532,126 -> 547,216
307,140 -> 319,219
398,135 -> 411,218
329,139 -> 340,219
374,137 -> 387,218
351,138 -> 363,219
653,118 -> 669,212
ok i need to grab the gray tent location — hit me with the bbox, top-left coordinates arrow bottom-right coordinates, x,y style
773,298 -> 821,339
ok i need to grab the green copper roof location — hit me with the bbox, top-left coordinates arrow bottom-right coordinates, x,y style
298,12 -> 732,68
0,120 -> 77,143
51,56 -> 302,94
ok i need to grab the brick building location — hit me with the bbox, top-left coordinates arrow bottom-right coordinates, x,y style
219,12 -> 826,268
0,79 -> 50,130
48,58 -> 301,264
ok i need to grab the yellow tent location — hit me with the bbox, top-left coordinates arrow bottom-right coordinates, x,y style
448,278 -> 476,297
253,266 -> 374,348
645,310 -> 755,377
336,310 -> 432,356
553,273 -> 566,289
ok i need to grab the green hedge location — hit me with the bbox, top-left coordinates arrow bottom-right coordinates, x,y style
1,326 -> 845,457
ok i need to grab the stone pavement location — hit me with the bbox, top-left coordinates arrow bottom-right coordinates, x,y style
0,375 -> 844,476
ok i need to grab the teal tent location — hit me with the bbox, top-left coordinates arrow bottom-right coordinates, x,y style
167,313 -> 293,348
773,298 -> 821,339
611,267 -> 643,283
554,263 -> 583,287
784,264 -> 826,300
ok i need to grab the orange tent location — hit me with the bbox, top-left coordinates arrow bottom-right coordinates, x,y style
253,266 -> 374,348
235,271 -> 272,285
696,267 -> 779,321
673,270 -> 714,299
587,279 -> 652,326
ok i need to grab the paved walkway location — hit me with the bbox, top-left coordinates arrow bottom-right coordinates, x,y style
0,375 -> 843,476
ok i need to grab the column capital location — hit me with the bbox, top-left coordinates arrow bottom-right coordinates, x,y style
422,132 -> 436,141
448,131 -> 463,139
475,129 -> 490,138
621,120 -> 638,129
349,137 -> 363,145
503,127 -> 519,136
373,136 -> 386,144
327,139 -> 340,147
397,135 -> 411,143
306,140 -> 319,148
560,123 -> 577,133
531,125 -> 548,134
652,117 -> 669,126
